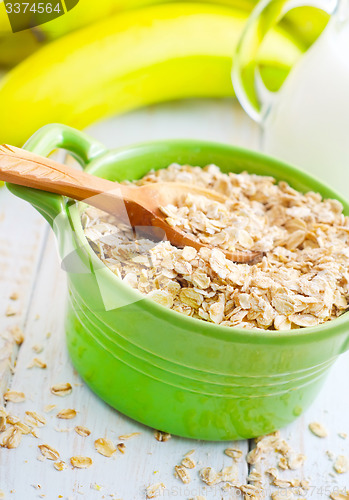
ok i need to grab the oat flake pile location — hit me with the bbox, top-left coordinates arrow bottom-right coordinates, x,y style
81,164 -> 349,331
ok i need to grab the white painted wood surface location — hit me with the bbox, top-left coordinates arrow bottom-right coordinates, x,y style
0,99 -> 348,499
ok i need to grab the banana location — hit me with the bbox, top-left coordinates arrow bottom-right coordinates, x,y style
0,2 -> 301,145
0,0 -> 328,67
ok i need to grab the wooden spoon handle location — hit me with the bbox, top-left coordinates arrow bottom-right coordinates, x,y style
0,144 -> 128,202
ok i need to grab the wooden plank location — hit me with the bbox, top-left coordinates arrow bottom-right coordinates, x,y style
0,188 -> 48,396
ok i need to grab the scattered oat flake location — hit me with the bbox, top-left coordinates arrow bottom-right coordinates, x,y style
181,455 -> 195,469
288,452 -> 306,470
118,432 -> 140,440
27,358 -> 47,369
266,467 -> 278,480
273,478 -> 293,488
32,344 -> 43,353
240,484 -> 262,497
301,479 -> 310,491
271,491 -> 295,500
25,411 -> 46,427
309,422 -> 328,438
339,432 -> 347,439
3,390 -> 25,403
75,425 -> 91,437
174,465 -> 191,484
0,408 -> 6,432
70,456 -> 92,468
248,470 -> 262,482
5,306 -> 16,316
225,447 -> 243,461
15,422 -> 31,434
117,443 -> 126,454
330,492 -> 349,500
44,404 -> 56,413
51,383 -> 72,396
0,426 -> 22,448
247,446 -> 263,464
10,292 -> 18,300
334,455 -> 349,474
54,460 -> 67,471
278,456 -> 288,470
10,326 -> 24,345
31,428 -> 40,438
0,490 -> 4,499
56,409 -> 77,420
220,464 -> 238,482
199,467 -> 219,486
94,438 -> 116,457
154,430 -> 171,442
6,414 -> 19,425
146,482 -> 165,498
39,444 -> 60,460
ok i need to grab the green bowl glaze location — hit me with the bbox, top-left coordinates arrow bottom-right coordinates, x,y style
7,124 -> 349,440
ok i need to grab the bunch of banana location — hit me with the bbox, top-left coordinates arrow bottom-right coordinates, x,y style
0,2 -> 303,145
0,0 -> 328,67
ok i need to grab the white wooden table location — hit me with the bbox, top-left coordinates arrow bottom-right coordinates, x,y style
0,99 -> 348,499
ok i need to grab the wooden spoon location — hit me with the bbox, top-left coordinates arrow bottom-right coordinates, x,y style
0,144 -> 262,263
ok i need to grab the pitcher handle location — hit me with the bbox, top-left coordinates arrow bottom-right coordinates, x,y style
6,124 -> 107,226
232,0 -> 337,123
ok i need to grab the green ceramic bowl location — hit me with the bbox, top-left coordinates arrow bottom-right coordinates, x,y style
7,124 -> 349,440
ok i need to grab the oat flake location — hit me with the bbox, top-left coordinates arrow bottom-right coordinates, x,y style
309,422 -> 328,438
54,460 -> 67,471
70,456 -> 92,469
94,438 -> 116,457
75,425 -> 91,437
0,426 -> 22,449
56,409 -> 77,420
330,492 -> 349,500
50,383 -> 72,397
225,447 -> 243,461
146,482 -> 165,498
38,444 -> 60,460
118,432 -> 140,440
27,358 -> 47,369
154,430 -> 171,442
3,391 -> 25,403
181,456 -> 196,469
334,455 -> 349,474
174,465 -> 191,484
10,326 -> 24,345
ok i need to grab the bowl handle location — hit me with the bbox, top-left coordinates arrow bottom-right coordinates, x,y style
6,123 -> 107,227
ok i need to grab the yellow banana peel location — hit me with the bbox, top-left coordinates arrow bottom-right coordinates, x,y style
0,3 -> 301,145
0,0 -> 328,67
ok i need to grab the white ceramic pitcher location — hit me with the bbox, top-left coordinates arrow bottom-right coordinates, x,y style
233,0 -> 349,196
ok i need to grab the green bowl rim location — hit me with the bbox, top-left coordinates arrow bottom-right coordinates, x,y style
66,138 -> 349,344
